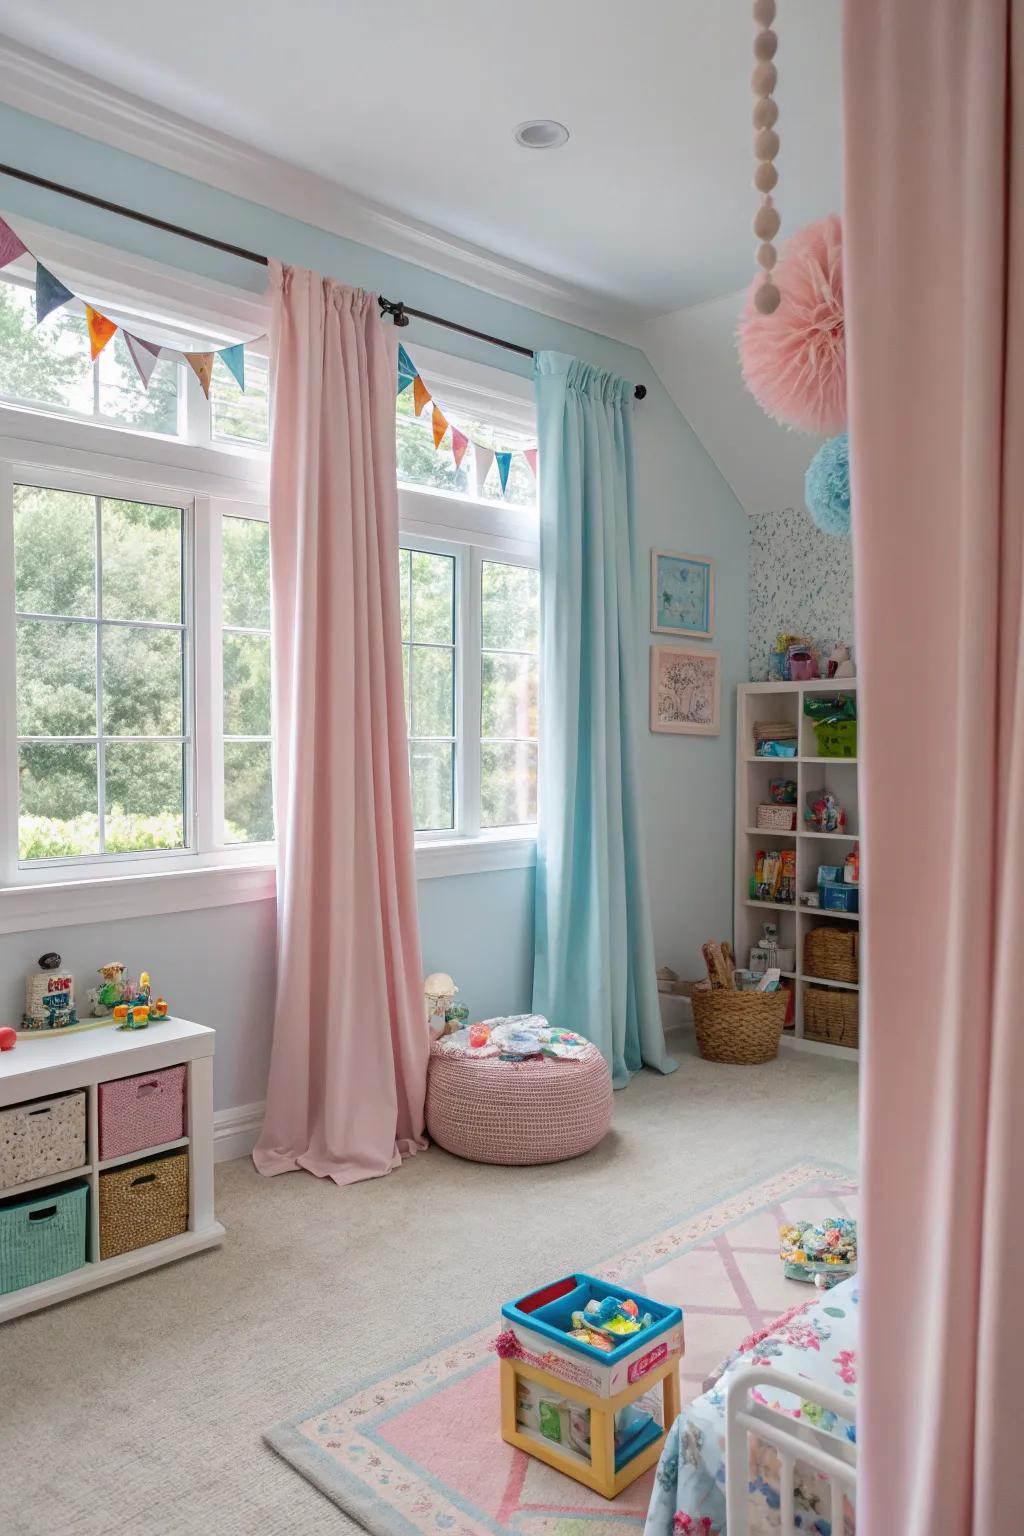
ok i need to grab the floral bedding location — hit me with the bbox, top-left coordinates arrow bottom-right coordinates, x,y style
644,1277 -> 858,1536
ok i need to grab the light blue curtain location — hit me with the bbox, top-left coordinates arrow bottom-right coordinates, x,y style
532,352 -> 676,1088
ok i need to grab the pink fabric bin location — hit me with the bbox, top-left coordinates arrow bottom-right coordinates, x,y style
98,1066 -> 187,1160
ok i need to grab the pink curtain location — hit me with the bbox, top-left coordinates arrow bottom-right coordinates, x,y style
253,262 -> 429,1186
845,3 -> 1024,1530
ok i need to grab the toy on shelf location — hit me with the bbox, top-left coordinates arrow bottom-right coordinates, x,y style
0,1026 -> 17,1051
424,972 -> 460,1033
751,847 -> 796,903
827,642 -> 855,679
779,1217 -> 857,1288
769,631 -> 814,682
570,1295 -> 654,1345
88,964 -> 171,1028
22,953 -> 78,1032
804,789 -> 847,834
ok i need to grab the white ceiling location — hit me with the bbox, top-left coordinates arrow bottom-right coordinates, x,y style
0,0 -> 841,318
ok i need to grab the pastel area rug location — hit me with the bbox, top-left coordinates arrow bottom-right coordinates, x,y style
266,1162 -> 857,1535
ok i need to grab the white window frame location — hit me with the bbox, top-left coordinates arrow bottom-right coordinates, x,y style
0,221 -> 273,932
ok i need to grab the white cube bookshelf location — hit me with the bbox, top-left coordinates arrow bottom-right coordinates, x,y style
0,1016 -> 224,1322
735,679 -> 860,1061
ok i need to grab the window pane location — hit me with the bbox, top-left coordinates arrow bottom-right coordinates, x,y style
411,741 -> 454,831
481,562 -> 539,651
19,744 -> 99,859
410,551 -> 454,643
222,516 -> 270,629
481,653 -> 538,740
481,742 -> 538,829
223,632 -> 272,736
398,549 -> 411,642
95,335 -> 179,435
211,350 -> 269,446
14,486 -> 96,618
105,742 -> 185,851
224,741 -> 274,843
101,499 -> 183,623
402,644 -> 411,730
0,280 -> 92,414
102,625 -> 183,737
411,646 -> 454,738
16,620 -> 96,737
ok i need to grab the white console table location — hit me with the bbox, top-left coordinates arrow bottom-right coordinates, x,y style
0,1016 -> 224,1322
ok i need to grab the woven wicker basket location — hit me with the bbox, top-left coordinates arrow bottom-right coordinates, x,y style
804,925 -> 859,984
99,1149 -> 188,1260
691,987 -> 787,1064
756,804 -> 797,832
804,986 -> 860,1048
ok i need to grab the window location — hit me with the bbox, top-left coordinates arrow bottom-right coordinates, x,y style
395,346 -> 540,855
14,486 -> 189,861
0,227 -> 271,897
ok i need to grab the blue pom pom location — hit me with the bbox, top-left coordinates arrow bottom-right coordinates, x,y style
804,433 -> 851,537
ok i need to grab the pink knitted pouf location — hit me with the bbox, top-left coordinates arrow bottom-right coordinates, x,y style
425,1040 -> 613,1166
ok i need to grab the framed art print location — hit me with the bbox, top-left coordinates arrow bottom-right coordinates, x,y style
650,644 -> 721,736
651,550 -> 715,639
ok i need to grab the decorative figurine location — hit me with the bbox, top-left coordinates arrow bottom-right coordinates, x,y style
22,952 -> 78,1031
89,962 -> 130,1017
424,972 -> 459,1033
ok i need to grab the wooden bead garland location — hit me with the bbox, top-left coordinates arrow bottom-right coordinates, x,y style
751,0 -> 781,315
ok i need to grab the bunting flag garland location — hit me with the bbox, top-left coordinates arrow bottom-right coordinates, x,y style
35,262 -> 74,325
185,352 -> 216,398
0,213 -> 258,394
0,216 -> 27,270
124,331 -> 163,389
85,305 -> 117,361
395,342 -> 538,499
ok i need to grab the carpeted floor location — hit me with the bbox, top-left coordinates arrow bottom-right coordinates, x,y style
0,1036 -> 857,1536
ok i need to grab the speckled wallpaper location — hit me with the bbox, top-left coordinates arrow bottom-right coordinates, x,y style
748,507 -> 855,680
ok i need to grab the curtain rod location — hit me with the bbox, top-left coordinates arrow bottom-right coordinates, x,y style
0,162 -> 646,400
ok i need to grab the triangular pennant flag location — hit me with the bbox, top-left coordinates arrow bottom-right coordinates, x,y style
85,305 -> 117,361
185,351 -> 215,398
124,332 -> 163,389
524,448 -> 538,480
432,404 -> 449,450
495,451 -> 513,496
451,428 -> 469,469
218,343 -> 245,392
35,262 -> 74,325
476,445 -> 495,488
0,216 -> 27,272
397,343 -> 416,393
413,374 -> 431,417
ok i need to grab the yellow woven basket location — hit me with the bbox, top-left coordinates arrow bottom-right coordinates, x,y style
691,988 -> 787,1064
99,1149 -> 189,1260
803,925 -> 859,985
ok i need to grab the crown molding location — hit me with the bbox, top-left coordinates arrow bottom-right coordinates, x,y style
0,36 -> 646,345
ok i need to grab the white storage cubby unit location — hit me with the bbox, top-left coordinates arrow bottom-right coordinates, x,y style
0,1017 -> 223,1321
735,679 -> 860,1060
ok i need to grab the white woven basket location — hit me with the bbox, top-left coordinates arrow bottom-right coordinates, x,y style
756,803 -> 797,831
0,1090 -> 87,1192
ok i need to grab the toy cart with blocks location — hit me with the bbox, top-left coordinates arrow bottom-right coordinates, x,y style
498,1272 -> 684,1500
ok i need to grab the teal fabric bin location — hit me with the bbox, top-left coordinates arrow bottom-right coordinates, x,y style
0,1180 -> 88,1294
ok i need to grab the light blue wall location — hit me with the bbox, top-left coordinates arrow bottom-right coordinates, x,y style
0,104 -> 747,1109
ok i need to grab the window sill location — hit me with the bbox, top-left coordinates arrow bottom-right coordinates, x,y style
415,833 -> 537,880
0,860 -> 276,936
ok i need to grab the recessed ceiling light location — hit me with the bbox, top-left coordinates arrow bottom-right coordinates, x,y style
514,120 -> 570,150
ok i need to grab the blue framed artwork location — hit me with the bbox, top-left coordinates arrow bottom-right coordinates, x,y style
650,550 -> 715,639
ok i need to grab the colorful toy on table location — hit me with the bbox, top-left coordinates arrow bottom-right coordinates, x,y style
468,1022 -> 492,1048
804,789 -> 846,834
22,952 -> 78,1031
568,1294 -> 655,1347
779,1217 -> 857,1288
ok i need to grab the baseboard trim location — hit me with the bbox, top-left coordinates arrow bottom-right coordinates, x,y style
214,1101 -> 264,1163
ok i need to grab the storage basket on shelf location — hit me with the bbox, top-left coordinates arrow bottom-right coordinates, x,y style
0,1090 -> 86,1193
803,925 -> 859,984
756,803 -> 797,832
0,1180 -> 88,1294
691,987 -> 788,1064
98,1064 -> 186,1160
804,986 -> 859,1048
99,1149 -> 188,1260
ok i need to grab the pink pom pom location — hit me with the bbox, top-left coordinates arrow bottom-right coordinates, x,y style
493,1329 -> 522,1359
737,213 -> 846,435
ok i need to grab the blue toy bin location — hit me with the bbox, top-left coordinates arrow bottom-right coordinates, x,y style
502,1272 -> 682,1364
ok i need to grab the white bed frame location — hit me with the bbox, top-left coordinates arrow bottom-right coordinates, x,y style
725,1366 -> 857,1534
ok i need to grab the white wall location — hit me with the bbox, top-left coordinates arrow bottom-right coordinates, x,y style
638,289 -> 825,519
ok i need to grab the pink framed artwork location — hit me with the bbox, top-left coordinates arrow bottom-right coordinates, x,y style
650,644 -> 721,736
